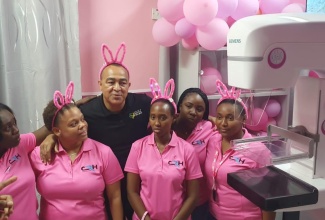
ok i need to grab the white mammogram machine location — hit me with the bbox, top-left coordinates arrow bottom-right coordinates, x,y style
227,13 -> 325,214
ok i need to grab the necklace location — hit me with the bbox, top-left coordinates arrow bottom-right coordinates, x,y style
68,152 -> 78,157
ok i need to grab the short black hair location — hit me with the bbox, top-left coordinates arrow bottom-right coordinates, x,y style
177,88 -> 209,120
151,98 -> 176,116
217,99 -> 246,118
0,103 -> 15,141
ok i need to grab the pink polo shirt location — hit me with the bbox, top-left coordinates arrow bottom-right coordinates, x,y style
0,133 -> 38,220
29,138 -> 124,220
204,129 -> 271,220
185,120 -> 215,205
125,131 -> 203,220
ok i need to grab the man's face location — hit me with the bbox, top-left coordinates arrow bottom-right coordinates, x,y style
98,65 -> 130,111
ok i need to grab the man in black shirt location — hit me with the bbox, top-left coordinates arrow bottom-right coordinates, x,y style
79,43 -> 151,219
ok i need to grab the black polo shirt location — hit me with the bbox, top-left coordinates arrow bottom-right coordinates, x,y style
79,93 -> 151,168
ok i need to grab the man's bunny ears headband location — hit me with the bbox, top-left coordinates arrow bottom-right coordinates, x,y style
52,81 -> 74,129
216,80 -> 248,119
150,78 -> 177,113
98,42 -> 129,80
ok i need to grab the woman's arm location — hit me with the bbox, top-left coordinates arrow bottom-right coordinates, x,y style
32,126 -> 51,146
262,211 -> 276,220
173,179 -> 199,220
106,181 -> 123,220
127,172 -> 151,220
26,126 -> 54,163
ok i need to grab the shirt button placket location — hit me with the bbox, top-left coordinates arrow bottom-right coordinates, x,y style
69,160 -> 73,178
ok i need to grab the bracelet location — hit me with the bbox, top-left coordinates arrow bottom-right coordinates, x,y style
141,211 -> 148,220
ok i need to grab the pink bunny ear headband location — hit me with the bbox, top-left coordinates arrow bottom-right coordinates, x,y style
98,42 -> 129,80
216,80 -> 248,119
51,81 -> 74,128
150,78 -> 177,113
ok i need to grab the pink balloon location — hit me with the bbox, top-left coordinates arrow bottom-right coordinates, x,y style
181,34 -> 199,50
196,18 -> 229,50
282,3 -> 305,13
157,0 -> 184,22
183,0 -> 219,26
152,18 -> 181,47
260,0 -> 290,14
216,0 -> 238,19
245,108 -> 268,131
262,117 -> 277,132
202,67 -> 223,77
175,18 -> 196,39
263,99 -> 281,118
231,0 -> 259,20
200,67 -> 222,94
201,54 -> 213,68
290,0 -> 305,3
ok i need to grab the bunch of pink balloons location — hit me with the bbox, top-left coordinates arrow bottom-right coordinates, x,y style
152,0 -> 306,51
245,99 -> 281,132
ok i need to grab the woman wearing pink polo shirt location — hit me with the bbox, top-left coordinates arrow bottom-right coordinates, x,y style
173,88 -> 215,220
204,80 -> 274,220
125,79 -> 203,220
0,103 -> 51,220
29,82 -> 124,220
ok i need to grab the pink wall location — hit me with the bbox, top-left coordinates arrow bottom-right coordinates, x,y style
78,0 -> 159,94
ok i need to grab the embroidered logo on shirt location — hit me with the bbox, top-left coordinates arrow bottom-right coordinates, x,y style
5,154 -> 21,173
192,139 -> 205,146
81,165 -> 98,171
129,109 -> 142,119
168,160 -> 184,168
229,156 -> 245,164
9,154 -> 21,164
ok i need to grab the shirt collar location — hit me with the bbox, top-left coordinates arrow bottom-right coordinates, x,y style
242,128 -> 252,139
147,131 -> 178,148
193,120 -> 205,132
57,138 -> 93,154
99,93 -> 131,115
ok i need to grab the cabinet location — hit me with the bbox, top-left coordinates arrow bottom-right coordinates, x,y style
176,44 -> 291,134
